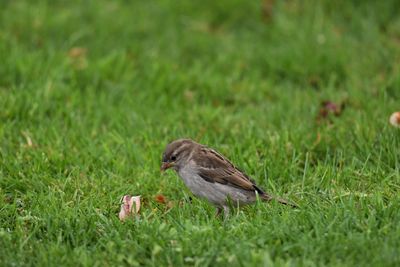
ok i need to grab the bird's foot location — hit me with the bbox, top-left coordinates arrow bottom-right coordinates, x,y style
215,207 -> 223,217
215,206 -> 230,220
223,206 -> 230,219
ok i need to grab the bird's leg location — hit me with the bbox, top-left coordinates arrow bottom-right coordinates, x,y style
215,207 -> 223,217
223,206 -> 230,219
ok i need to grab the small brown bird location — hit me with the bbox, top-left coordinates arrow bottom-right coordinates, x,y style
161,139 -> 297,217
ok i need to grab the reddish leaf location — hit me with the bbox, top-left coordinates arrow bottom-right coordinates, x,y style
317,100 -> 345,123
155,194 -> 167,204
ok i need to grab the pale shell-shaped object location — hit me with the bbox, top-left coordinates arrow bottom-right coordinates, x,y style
119,195 -> 141,221
389,112 -> 400,128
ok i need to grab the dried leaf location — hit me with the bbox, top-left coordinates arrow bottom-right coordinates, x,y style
155,194 -> 167,204
68,47 -> 88,70
308,75 -> 320,89
22,131 -> 34,148
68,47 -> 87,58
262,0 -> 275,21
317,100 -> 345,123
313,132 -> 321,146
321,101 -> 342,116
183,90 -> 195,102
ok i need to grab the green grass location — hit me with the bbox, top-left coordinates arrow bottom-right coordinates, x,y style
1,0 -> 400,266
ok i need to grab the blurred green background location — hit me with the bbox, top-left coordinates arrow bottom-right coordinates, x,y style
1,0 -> 400,266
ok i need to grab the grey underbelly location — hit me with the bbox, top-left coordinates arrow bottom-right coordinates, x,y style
177,169 -> 256,206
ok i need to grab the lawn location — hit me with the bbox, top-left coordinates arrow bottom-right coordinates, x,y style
1,0 -> 400,266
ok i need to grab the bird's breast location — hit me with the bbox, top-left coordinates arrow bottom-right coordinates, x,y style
177,165 -> 255,206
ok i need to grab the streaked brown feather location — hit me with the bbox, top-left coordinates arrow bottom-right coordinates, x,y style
192,145 -> 265,194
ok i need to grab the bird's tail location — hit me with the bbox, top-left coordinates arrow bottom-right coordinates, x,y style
261,194 -> 298,208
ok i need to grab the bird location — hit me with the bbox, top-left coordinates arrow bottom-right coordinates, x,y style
161,139 -> 297,217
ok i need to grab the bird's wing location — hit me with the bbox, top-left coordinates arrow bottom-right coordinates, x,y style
192,146 -> 265,194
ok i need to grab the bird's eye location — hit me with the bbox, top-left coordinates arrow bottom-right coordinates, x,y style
171,155 -> 177,161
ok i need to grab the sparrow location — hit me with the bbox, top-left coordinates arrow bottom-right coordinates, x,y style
161,139 -> 297,217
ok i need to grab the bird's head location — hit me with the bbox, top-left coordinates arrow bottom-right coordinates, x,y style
161,139 -> 197,172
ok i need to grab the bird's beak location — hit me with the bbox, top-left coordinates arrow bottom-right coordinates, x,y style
161,162 -> 174,172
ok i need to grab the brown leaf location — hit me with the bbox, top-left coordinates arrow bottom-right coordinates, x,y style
183,90 -> 195,102
68,47 -> 87,58
321,101 -> 342,116
262,0 -> 275,21
68,47 -> 88,70
155,194 -> 167,204
317,100 -> 345,123
308,75 -> 320,89
313,132 -> 321,146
